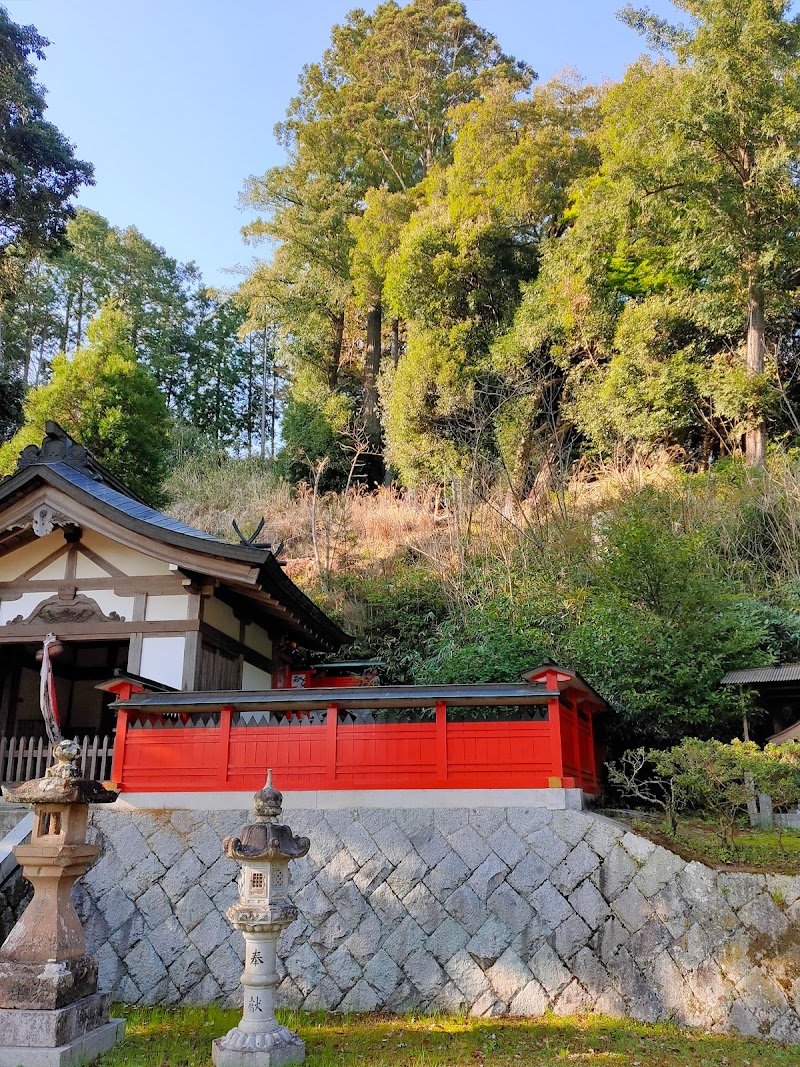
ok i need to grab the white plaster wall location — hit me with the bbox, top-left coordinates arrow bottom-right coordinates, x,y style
80,528 -> 172,576
0,531 -> 62,580
74,554 -> 110,579
203,596 -> 240,640
139,635 -> 185,689
33,556 -> 68,580
241,663 -> 272,691
144,595 -> 190,622
245,623 -> 273,658
85,590 -> 135,620
0,592 -> 55,624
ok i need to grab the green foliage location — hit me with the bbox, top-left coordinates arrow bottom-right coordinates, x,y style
612,738 -> 800,846
333,566 -> 450,684
0,8 -> 93,279
0,306 -> 171,505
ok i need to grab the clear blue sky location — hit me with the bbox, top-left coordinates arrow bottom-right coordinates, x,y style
5,0 -> 677,288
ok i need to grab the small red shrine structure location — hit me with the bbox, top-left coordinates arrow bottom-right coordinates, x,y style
106,664 -> 607,797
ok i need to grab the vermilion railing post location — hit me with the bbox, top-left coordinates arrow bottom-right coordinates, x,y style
435,701 -> 448,781
325,703 -> 339,786
110,706 -> 129,788
547,703 -> 563,787
218,704 -> 233,787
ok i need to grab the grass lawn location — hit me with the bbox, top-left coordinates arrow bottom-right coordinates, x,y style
94,1006 -> 799,1066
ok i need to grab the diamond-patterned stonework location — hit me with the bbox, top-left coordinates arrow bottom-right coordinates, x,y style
61,807 -> 800,1043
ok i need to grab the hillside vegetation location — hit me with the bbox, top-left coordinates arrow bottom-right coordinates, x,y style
167,451 -> 800,755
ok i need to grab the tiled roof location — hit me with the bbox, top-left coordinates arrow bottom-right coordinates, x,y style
721,665 -> 800,685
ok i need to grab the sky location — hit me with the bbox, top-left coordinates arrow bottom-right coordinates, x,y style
5,0 -> 678,289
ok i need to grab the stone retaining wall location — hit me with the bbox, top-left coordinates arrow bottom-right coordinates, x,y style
73,806 -> 800,1041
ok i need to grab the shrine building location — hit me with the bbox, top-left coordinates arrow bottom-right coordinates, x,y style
0,423 -> 349,743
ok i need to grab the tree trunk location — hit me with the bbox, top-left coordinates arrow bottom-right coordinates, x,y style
61,291 -> 73,353
75,278 -> 85,351
363,303 -> 385,488
327,312 -> 345,390
364,302 -> 382,438
391,319 -> 400,367
745,276 -> 766,467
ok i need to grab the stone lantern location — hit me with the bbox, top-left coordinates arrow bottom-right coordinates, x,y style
212,771 -> 310,1067
0,739 -> 124,1067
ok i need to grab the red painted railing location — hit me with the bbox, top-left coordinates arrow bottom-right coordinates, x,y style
108,682 -> 602,795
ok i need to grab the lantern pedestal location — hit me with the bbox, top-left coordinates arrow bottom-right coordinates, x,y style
212,773 -> 309,1067
0,740 -> 125,1067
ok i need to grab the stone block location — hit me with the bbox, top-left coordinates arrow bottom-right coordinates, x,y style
530,882 -> 573,930
403,948 -> 446,1001
189,909 -> 231,959
208,942 -> 243,998
364,949 -> 402,998
302,976 -> 345,1011
385,852 -> 430,899
591,845 -> 637,901
527,827 -> 570,868
338,978 -> 381,1013
485,946 -> 531,1002
326,945 -> 362,990
447,825 -> 488,870
551,840 -> 600,894
443,884 -> 488,936
505,808 -> 552,836
445,949 -> 488,1001
553,913 -> 592,961
468,808 -> 505,839
402,882 -> 443,935
486,883 -> 532,936
161,848 -> 205,903
611,884 -> 652,934
108,821 -> 150,871
550,810 -> 590,847
353,854 -> 393,897
0,992 -> 110,1047
552,977 -> 593,1015
467,854 -> 510,899
120,851 -> 167,899
346,911 -> 385,965
568,879 -> 609,932
332,880 -> 371,929
570,947 -> 611,999
529,943 -> 571,996
372,822 -> 413,866
627,916 -> 671,962
505,853 -> 549,897
621,832 -> 656,864
582,815 -> 625,856
425,852 -> 470,897
0,957 -> 98,1011
169,945 -> 208,996
409,827 -> 449,869
285,941 -> 325,998
509,978 -> 548,1016
383,915 -> 427,966
632,848 -> 684,899
147,825 -> 187,868
175,884 -> 215,933
0,1017 -> 124,1067
466,916 -> 511,970
738,893 -> 789,943
488,824 -> 528,867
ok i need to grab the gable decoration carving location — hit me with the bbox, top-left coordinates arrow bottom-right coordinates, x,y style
5,591 -> 126,627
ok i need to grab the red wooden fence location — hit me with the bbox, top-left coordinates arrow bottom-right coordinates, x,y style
108,680 -> 602,795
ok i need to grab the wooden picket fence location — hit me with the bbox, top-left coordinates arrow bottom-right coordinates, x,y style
0,735 -> 114,785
